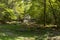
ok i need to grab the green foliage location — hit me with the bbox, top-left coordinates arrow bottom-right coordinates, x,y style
0,0 -> 60,25
4,8 -> 17,20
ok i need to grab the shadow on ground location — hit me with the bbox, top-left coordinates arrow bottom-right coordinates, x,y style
0,24 -> 60,40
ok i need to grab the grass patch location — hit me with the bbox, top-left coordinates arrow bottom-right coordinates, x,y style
0,24 -> 60,40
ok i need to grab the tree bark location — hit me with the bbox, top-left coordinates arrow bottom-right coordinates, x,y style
44,0 -> 46,26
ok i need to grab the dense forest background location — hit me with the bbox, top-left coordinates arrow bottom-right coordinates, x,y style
0,0 -> 60,27
0,0 -> 60,40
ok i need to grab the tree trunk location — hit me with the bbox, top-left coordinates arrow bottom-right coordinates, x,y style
44,0 -> 46,26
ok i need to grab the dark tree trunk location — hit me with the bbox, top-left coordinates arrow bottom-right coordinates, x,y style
44,0 -> 46,26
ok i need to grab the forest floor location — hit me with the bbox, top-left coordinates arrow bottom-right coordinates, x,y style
0,24 -> 60,40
